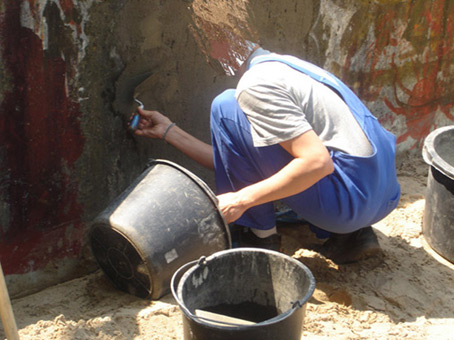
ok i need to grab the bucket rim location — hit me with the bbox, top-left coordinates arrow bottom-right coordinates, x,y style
422,125 -> 454,180
171,248 -> 316,329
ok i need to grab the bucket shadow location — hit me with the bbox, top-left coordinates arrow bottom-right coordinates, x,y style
279,223 -> 454,323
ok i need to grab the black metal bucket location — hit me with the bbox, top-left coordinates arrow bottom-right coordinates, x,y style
89,159 -> 231,299
422,125 -> 454,263
171,248 -> 315,340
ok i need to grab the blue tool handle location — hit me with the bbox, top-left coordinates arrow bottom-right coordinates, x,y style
130,98 -> 144,130
130,114 -> 140,130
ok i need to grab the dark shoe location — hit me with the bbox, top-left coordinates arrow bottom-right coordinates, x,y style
239,229 -> 282,252
319,226 -> 381,264
275,208 -> 305,224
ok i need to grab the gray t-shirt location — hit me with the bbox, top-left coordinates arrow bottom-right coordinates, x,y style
235,55 -> 373,156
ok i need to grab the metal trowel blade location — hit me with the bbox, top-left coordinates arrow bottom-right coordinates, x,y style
114,71 -> 153,113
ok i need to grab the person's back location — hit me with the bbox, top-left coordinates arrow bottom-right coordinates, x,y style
236,57 -> 373,157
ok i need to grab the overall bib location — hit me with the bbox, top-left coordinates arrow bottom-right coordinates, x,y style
210,54 -> 401,234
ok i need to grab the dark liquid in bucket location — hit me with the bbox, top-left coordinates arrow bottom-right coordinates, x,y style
204,301 -> 279,323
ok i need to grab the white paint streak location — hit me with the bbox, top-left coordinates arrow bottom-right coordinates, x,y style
20,1 -> 49,50
19,0 -> 101,61
20,1 -> 34,31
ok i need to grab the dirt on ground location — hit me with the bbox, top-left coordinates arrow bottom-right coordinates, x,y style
3,154 -> 454,340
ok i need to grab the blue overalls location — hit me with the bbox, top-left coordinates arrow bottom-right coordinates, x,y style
210,54 -> 401,234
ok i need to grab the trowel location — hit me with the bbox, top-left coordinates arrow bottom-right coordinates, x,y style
129,72 -> 163,130
129,98 -> 144,130
114,71 -> 158,130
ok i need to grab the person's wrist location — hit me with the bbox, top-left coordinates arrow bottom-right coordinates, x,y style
237,187 -> 255,211
162,122 -> 176,141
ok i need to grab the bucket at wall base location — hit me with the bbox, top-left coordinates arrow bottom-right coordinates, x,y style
89,159 -> 231,299
171,248 -> 316,340
422,125 -> 454,263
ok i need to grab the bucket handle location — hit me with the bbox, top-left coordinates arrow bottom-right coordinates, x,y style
170,256 -> 306,328
170,258 -> 201,318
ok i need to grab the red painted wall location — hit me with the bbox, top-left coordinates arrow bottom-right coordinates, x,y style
0,2 -> 85,275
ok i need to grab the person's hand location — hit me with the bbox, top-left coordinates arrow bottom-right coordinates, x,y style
133,107 -> 173,139
216,192 -> 248,224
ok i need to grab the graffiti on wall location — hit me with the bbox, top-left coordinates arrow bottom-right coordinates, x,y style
340,0 -> 454,149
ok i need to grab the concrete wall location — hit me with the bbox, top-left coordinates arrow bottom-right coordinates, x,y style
0,0 -> 452,297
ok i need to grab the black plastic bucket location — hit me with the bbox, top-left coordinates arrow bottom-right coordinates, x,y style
171,248 -> 315,340
90,159 -> 231,299
422,125 -> 454,263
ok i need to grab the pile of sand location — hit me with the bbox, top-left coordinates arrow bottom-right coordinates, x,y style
3,155 -> 454,340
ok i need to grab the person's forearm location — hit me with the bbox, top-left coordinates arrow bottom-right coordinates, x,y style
164,124 -> 214,170
237,156 -> 333,210
235,130 -> 335,211
216,153 -> 334,224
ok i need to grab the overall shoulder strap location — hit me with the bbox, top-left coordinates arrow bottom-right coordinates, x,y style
249,54 -> 375,127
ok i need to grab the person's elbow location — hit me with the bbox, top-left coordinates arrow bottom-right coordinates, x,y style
316,151 -> 334,178
323,156 -> 335,176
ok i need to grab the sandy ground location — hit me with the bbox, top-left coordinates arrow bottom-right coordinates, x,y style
2,155 -> 454,340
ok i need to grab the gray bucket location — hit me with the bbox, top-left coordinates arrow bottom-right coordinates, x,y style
90,159 -> 231,299
422,125 -> 454,263
171,248 -> 315,340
